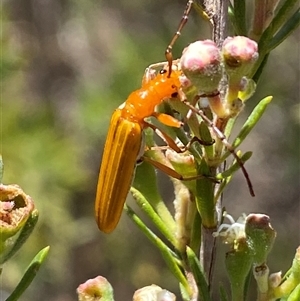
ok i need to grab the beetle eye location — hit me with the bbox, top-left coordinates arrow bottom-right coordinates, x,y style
171,92 -> 178,98
160,69 -> 167,74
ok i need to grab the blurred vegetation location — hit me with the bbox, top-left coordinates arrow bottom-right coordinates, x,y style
1,0 -> 299,300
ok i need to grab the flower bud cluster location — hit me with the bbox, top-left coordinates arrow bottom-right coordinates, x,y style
180,36 -> 258,117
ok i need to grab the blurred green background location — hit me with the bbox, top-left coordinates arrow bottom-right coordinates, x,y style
2,0 -> 299,300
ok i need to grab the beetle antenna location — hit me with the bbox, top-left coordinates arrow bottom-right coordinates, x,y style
165,0 -> 193,78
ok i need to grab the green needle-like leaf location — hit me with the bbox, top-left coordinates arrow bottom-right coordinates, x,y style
195,159 -> 216,228
268,0 -> 299,37
125,205 -> 191,294
231,96 -> 273,149
233,0 -> 247,35
273,247 -> 300,298
219,284 -> 230,301
214,151 -> 252,201
179,283 -> 191,301
6,246 -> 50,301
199,122 -> 214,160
214,178 -> 230,204
186,247 -> 211,301
251,0 -> 299,79
269,8 -> 300,50
130,187 -> 176,246
221,96 -> 272,162
253,53 -> 270,83
189,211 -> 202,254
287,283 -> 300,301
217,152 -> 253,180
134,160 -> 176,233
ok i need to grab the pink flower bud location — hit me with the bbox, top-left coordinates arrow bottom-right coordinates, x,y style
222,36 -> 258,78
180,40 -> 222,94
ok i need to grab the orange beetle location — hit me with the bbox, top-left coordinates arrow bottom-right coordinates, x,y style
95,68 -> 183,233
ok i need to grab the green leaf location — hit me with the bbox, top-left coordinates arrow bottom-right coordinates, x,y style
6,246 -> 50,301
215,150 -> 253,197
124,205 -> 191,295
199,122 -> 214,160
217,151 -> 253,180
214,177 -> 230,204
287,283 -> 300,301
221,96 -> 272,162
233,0 -> 247,35
268,0 -> 299,37
186,247 -> 211,301
231,96 -> 273,149
219,284 -> 230,301
189,211 -> 202,254
251,0 -> 299,79
195,159 -> 216,228
252,53 -> 270,83
179,283 -> 191,301
274,247 -> 300,298
133,160 -> 176,233
269,8 -> 300,50
130,187 -> 176,246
